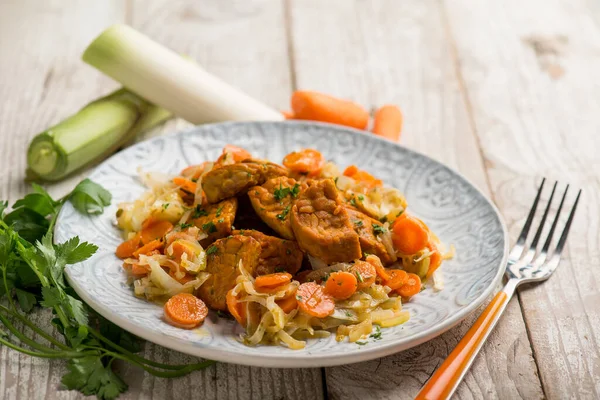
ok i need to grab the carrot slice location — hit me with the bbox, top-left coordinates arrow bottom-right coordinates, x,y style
397,273 -> 422,298
290,91 -> 370,129
384,269 -> 408,290
172,177 -> 197,194
180,161 -> 210,180
255,272 -> 293,289
282,110 -> 294,119
349,260 -> 377,290
164,293 -> 208,329
296,282 -> 335,318
366,254 -> 390,281
226,289 -> 246,326
133,239 -> 163,257
324,271 -> 358,300
276,294 -> 298,313
282,149 -> 325,175
391,214 -> 430,255
140,218 -> 173,244
343,165 -> 383,188
217,145 -> 252,164
372,105 -> 403,142
169,240 -> 198,262
116,233 -> 141,259
130,263 -> 150,276
426,241 -> 442,279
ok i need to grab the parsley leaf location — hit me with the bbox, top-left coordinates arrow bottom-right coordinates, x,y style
180,222 -> 193,230
349,197 -> 357,207
202,222 -> 217,233
273,184 -> 291,201
69,179 -> 112,215
372,224 -> 386,235
276,205 -> 290,221
62,356 -> 128,399
215,206 -> 223,217
15,288 -> 37,312
354,220 -> 363,227
206,245 -> 218,255
192,205 -> 208,218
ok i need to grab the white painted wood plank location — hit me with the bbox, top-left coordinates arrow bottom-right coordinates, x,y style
443,0 -> 600,398
0,1 -> 124,399
288,1 -> 544,398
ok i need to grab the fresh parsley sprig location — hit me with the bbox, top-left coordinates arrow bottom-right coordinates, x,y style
0,179 -> 214,399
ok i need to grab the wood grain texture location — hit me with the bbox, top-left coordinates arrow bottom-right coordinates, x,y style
0,1 -> 124,398
126,1 -> 323,398
444,0 -> 600,398
287,1 -> 544,399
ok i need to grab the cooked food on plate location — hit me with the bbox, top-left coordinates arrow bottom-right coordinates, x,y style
115,145 -> 453,349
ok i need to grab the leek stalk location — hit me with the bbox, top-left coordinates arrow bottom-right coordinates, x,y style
82,24 -> 284,124
27,89 -> 171,181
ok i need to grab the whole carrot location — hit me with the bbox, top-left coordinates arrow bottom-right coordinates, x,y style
372,104 -> 403,141
290,91 -> 369,129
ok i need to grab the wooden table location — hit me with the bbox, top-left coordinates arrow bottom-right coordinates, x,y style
1,0 -> 598,398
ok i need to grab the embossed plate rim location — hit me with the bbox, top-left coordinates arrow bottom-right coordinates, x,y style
58,121 -> 509,368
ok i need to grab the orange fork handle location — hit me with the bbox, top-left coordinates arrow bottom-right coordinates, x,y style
415,289 -> 512,400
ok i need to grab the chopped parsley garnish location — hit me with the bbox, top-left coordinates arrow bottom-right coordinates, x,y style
274,183 -> 300,202
191,178 -> 198,183
354,220 -> 363,227
345,311 -> 353,317
397,210 -> 404,218
247,172 -> 252,177
296,295 -> 302,301
179,222 -> 193,229
202,222 -> 217,233
286,249 -> 292,255
349,197 -> 357,207
380,215 -> 388,223
356,341 -> 368,346
370,326 -> 382,340
192,205 -> 208,218
162,203 -> 170,210
355,271 -> 364,282
357,195 -> 364,201
276,205 -> 290,221
334,177 -> 339,184
291,183 -> 301,198
322,273 -> 331,282
215,206 -> 223,217
373,224 -> 386,235
206,245 -> 218,255
116,208 -> 123,217
218,219 -> 224,223
273,184 -> 290,201
275,266 -> 286,273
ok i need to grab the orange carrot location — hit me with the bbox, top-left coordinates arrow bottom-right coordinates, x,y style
343,165 -> 383,188
276,294 -> 298,313
426,241 -> 442,279
130,263 -> 150,276
140,218 -> 173,244
391,214 -> 430,255
296,282 -> 335,318
283,149 -> 325,175
366,254 -> 390,281
180,161 -> 210,180
349,260 -> 377,290
255,272 -> 293,289
172,177 -> 197,194
217,145 -> 252,164
164,293 -> 208,329
324,271 -> 358,300
372,105 -> 403,142
133,239 -> 163,257
169,240 -> 197,262
290,91 -> 369,129
226,289 -> 246,326
282,110 -> 294,119
397,273 -> 422,298
383,269 -> 408,290
116,233 -> 141,259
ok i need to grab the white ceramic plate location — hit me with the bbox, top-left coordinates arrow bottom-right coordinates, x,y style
55,121 -> 508,368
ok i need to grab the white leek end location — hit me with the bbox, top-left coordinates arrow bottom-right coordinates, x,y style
83,24 -> 284,124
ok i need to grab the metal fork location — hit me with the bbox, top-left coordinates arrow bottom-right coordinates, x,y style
415,179 -> 582,400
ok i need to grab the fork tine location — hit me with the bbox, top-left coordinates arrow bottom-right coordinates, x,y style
529,181 -> 557,250
553,189 -> 581,255
541,184 -> 569,254
515,178 -> 546,247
